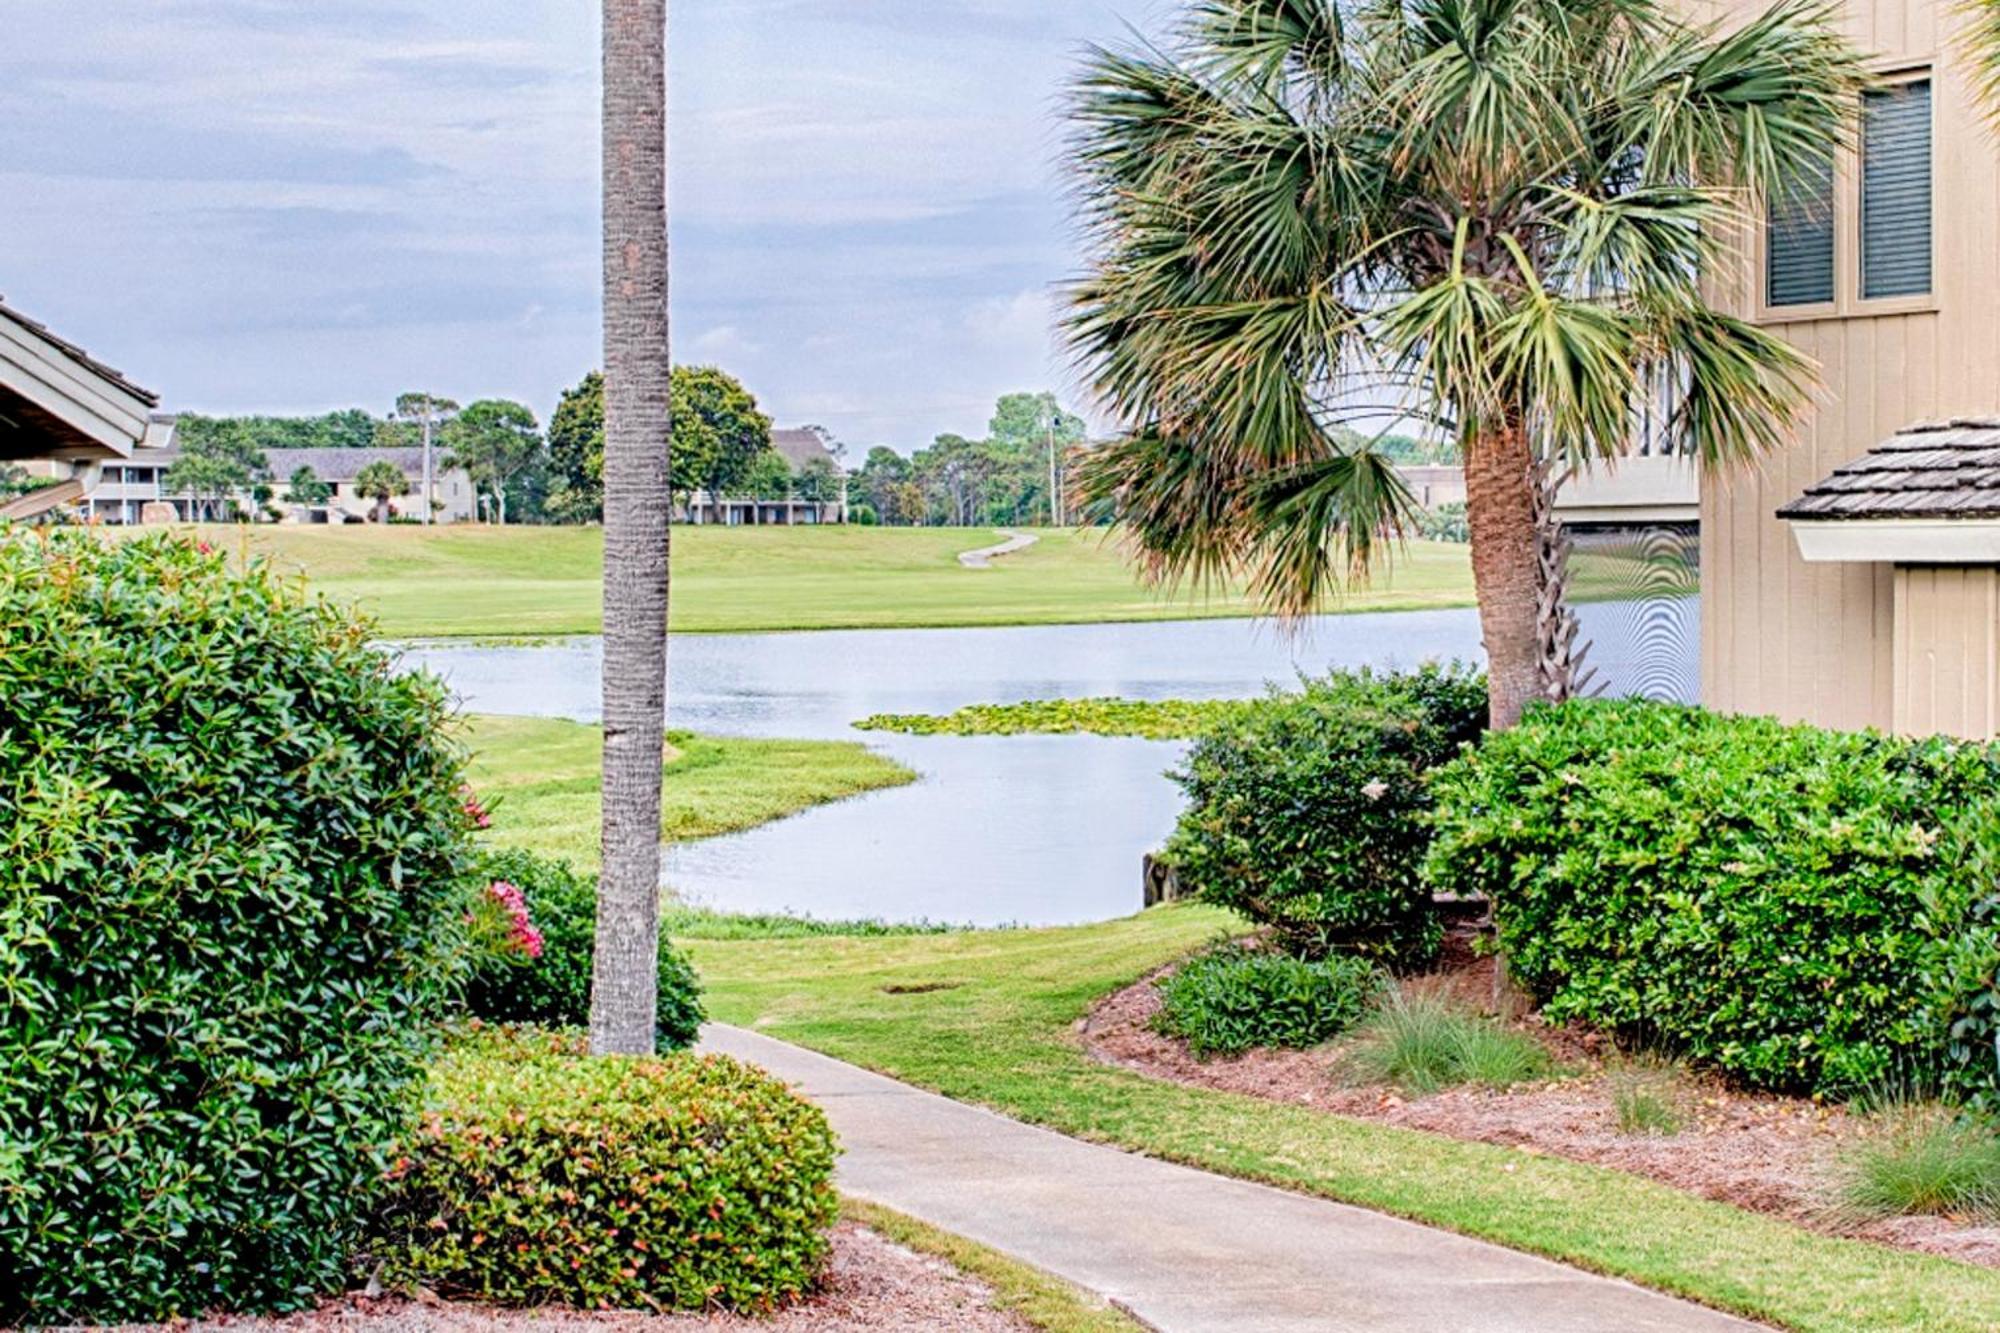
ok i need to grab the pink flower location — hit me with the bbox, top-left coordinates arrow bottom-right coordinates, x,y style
462,788 -> 492,829
487,881 -> 542,958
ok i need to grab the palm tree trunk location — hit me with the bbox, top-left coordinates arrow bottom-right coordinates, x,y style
1463,420 -> 1542,729
591,0 -> 671,1056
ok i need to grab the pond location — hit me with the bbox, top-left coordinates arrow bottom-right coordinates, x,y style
399,590 -> 1696,928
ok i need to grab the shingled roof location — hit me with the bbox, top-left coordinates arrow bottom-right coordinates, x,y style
0,297 -> 159,407
1777,419 -> 2000,522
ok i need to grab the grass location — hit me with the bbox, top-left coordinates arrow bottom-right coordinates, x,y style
1338,992 -> 1559,1095
161,523 -> 1475,638
462,714 -> 914,871
686,906 -> 2000,1332
1839,1103 -> 2000,1221
843,1199 -> 1145,1333
1609,1060 -> 1690,1136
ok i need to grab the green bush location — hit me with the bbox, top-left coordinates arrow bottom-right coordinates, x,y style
463,847 -> 704,1051
0,531 -> 477,1323
1339,993 -> 1558,1094
1154,945 -> 1385,1056
367,1029 -> 838,1311
1166,664 -> 1485,967
1426,699 -> 2000,1101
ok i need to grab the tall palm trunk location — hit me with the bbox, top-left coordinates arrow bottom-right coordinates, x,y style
1462,422 -> 1541,729
591,0 -> 671,1057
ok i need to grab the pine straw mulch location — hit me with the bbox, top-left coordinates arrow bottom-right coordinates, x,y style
1077,929 -> 2000,1270
114,1222 -> 1039,1333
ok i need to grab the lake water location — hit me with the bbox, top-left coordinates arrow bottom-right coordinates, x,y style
398,597 -> 1695,926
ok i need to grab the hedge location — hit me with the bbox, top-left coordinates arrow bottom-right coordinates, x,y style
1426,699 -> 2000,1103
0,531 -> 477,1322
366,1029 -> 839,1311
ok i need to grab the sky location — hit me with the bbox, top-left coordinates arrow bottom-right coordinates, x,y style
0,0 -> 1171,453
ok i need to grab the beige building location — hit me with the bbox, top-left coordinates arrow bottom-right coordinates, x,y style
1700,0 -> 2000,739
685,427 -> 847,525
116,445 -> 478,525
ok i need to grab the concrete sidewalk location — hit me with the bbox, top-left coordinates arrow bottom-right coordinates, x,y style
958,529 -> 1039,568
701,1025 -> 1755,1333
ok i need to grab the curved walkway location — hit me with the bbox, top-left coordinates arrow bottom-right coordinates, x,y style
702,1025 -> 1753,1333
958,528 -> 1039,568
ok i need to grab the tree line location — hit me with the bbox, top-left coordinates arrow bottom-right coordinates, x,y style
163,373 -> 1139,527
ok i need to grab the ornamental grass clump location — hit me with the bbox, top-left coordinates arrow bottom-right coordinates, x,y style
1340,993 -> 1558,1095
1426,699 -> 2000,1103
462,847 -> 704,1050
367,1029 -> 839,1312
0,530 -> 478,1324
1838,1102 -> 2000,1221
1154,944 -> 1385,1056
1166,664 -> 1485,968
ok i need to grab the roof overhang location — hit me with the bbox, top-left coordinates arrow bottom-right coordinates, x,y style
1788,516 -> 2000,564
0,300 -> 160,463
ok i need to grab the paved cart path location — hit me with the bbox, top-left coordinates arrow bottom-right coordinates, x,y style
958,528 -> 1039,568
701,1025 -> 1756,1333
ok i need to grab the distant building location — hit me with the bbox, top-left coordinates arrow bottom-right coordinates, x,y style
90,445 -> 478,525
685,427 -> 847,525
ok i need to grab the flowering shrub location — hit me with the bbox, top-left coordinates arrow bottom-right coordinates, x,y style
0,531 -> 477,1323
1426,699 -> 2000,1102
1166,664 -> 1486,967
470,879 -> 545,961
463,848 -> 703,1050
365,1028 -> 838,1311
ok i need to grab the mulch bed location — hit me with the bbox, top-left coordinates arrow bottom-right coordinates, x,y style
1078,941 -> 2000,1271
116,1223 -> 1038,1333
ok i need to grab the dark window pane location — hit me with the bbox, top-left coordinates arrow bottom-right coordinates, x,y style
1767,152 -> 1834,306
1862,79 -> 1932,299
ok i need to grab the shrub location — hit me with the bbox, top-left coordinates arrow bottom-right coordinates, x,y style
1339,993 -> 1557,1094
367,1029 -> 839,1311
1166,664 -> 1485,967
1426,699 -> 2000,1101
1838,1103 -> 2000,1220
0,531 -> 476,1323
1154,944 -> 1385,1056
463,847 -> 704,1051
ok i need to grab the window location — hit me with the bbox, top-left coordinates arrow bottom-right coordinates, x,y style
1767,151 -> 1835,307
1861,78 -> 1932,300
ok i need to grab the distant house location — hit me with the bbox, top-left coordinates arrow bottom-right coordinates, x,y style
103,445 -> 478,525
685,427 -> 847,525
0,297 -> 176,522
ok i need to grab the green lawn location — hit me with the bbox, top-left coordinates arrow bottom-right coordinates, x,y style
463,714 -> 915,871
171,524 -> 1474,638
688,909 -> 2000,1333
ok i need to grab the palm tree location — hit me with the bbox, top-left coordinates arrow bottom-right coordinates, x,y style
1068,0 -> 1862,726
591,0 -> 672,1056
1968,0 -> 2000,117
353,460 -> 408,524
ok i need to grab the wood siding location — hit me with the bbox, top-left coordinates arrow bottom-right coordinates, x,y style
1894,566 -> 2000,735
1702,0 -> 2000,735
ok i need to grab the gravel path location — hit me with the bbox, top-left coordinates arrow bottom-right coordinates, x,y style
703,1024 -> 1757,1333
957,530 -> 1039,568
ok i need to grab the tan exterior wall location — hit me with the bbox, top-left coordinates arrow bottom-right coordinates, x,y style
1701,0 -> 2000,736
1893,566 -> 2000,736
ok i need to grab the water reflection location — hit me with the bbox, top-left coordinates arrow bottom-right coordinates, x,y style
398,598 -> 1695,926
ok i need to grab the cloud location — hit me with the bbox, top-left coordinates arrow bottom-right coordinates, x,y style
2,0 -> 1142,449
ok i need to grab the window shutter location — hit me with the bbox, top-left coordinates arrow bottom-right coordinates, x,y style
1862,79 -> 1932,300
1766,153 -> 1834,307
